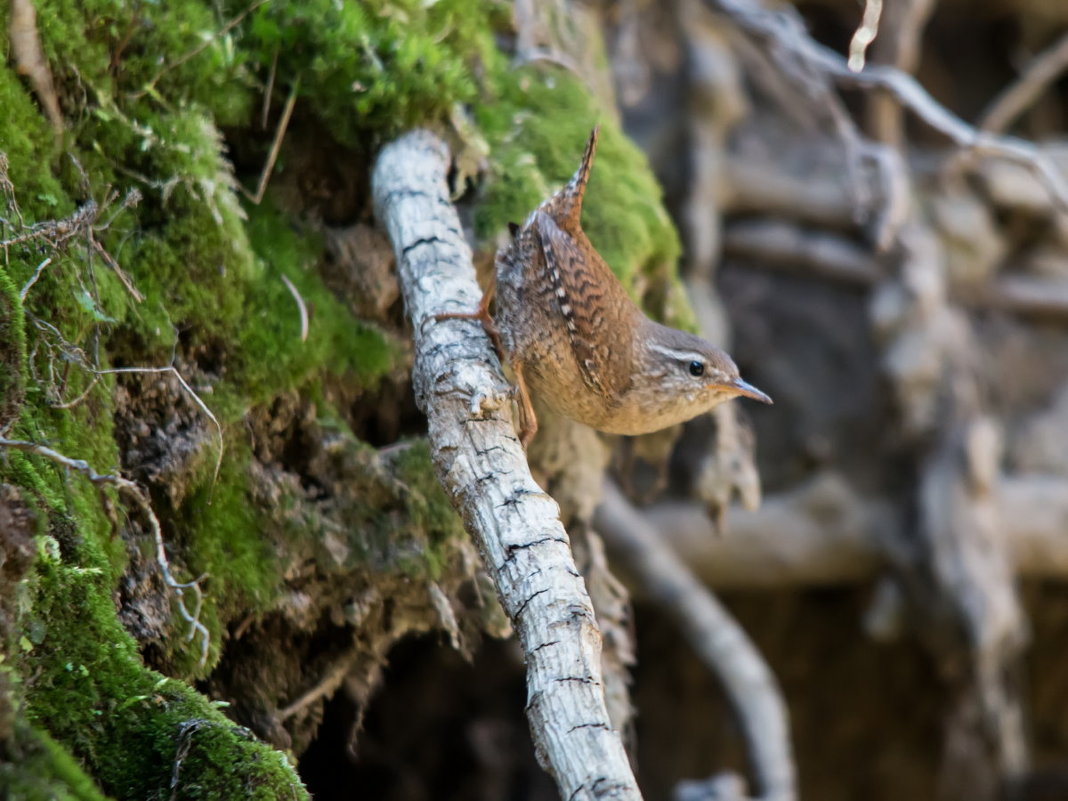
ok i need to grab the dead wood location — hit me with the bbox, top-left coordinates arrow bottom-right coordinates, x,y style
722,219 -> 882,285
595,480 -> 796,801
372,130 -> 641,801
703,0 -> 1068,213
9,0 -> 63,138
978,30 -> 1068,135
616,472 -> 1068,590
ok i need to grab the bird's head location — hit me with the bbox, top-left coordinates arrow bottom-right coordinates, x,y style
631,322 -> 772,427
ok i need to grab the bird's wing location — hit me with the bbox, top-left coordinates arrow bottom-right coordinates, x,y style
534,210 -> 633,400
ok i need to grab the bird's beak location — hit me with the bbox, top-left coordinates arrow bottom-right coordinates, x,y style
709,378 -> 773,405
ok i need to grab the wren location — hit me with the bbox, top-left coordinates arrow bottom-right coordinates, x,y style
439,127 -> 771,446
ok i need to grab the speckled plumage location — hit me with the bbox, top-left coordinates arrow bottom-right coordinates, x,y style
455,127 -> 771,445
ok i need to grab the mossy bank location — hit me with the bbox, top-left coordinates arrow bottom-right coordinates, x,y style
0,0 -> 684,797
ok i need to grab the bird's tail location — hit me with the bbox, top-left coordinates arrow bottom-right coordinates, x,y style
551,125 -> 599,230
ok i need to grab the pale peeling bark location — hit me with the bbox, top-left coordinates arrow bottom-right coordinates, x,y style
372,131 -> 642,801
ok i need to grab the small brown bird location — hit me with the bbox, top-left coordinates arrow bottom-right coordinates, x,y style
440,127 -> 771,446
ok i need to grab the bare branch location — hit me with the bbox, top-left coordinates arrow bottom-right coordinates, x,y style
721,158 -> 854,229
723,219 -> 882,285
979,30 -> 1068,135
976,274 -> 1068,321
847,0 -> 883,72
864,0 -> 936,145
627,473 -> 1068,589
373,130 -> 642,801
704,0 -> 1068,210
596,480 -> 796,801
277,648 -> 358,721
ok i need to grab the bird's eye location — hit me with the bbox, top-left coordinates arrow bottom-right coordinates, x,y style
688,361 -> 705,377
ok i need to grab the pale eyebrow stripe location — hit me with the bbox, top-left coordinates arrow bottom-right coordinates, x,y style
647,344 -> 707,363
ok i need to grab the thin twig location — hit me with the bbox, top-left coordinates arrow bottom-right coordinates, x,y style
704,0 -> 1068,210
3,197 -> 145,303
278,648 -> 358,720
0,153 -> 26,227
261,46 -> 279,129
0,201 -> 96,249
0,436 -> 211,665
49,374 -> 101,410
92,239 -> 144,302
95,187 -> 142,232
169,719 -> 210,801
19,256 -> 53,301
595,480 -> 796,801
24,314 -> 224,486
108,1 -> 144,74
847,0 -> 883,72
242,80 -> 299,205
978,30 -> 1068,135
279,274 -> 308,342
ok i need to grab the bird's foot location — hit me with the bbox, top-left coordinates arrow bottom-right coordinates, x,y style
434,286 -> 504,360
511,360 -> 538,449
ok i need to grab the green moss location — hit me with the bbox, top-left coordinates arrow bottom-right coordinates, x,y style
156,444 -> 276,676
20,524 -> 306,800
30,0 -> 255,126
77,104 -> 258,353
1,452 -> 66,520
0,70 -> 63,203
2,0 -> 691,795
388,440 -> 465,578
0,265 -> 27,428
234,203 -> 398,409
251,408 -> 465,583
243,0 -> 504,144
0,724 -> 113,801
